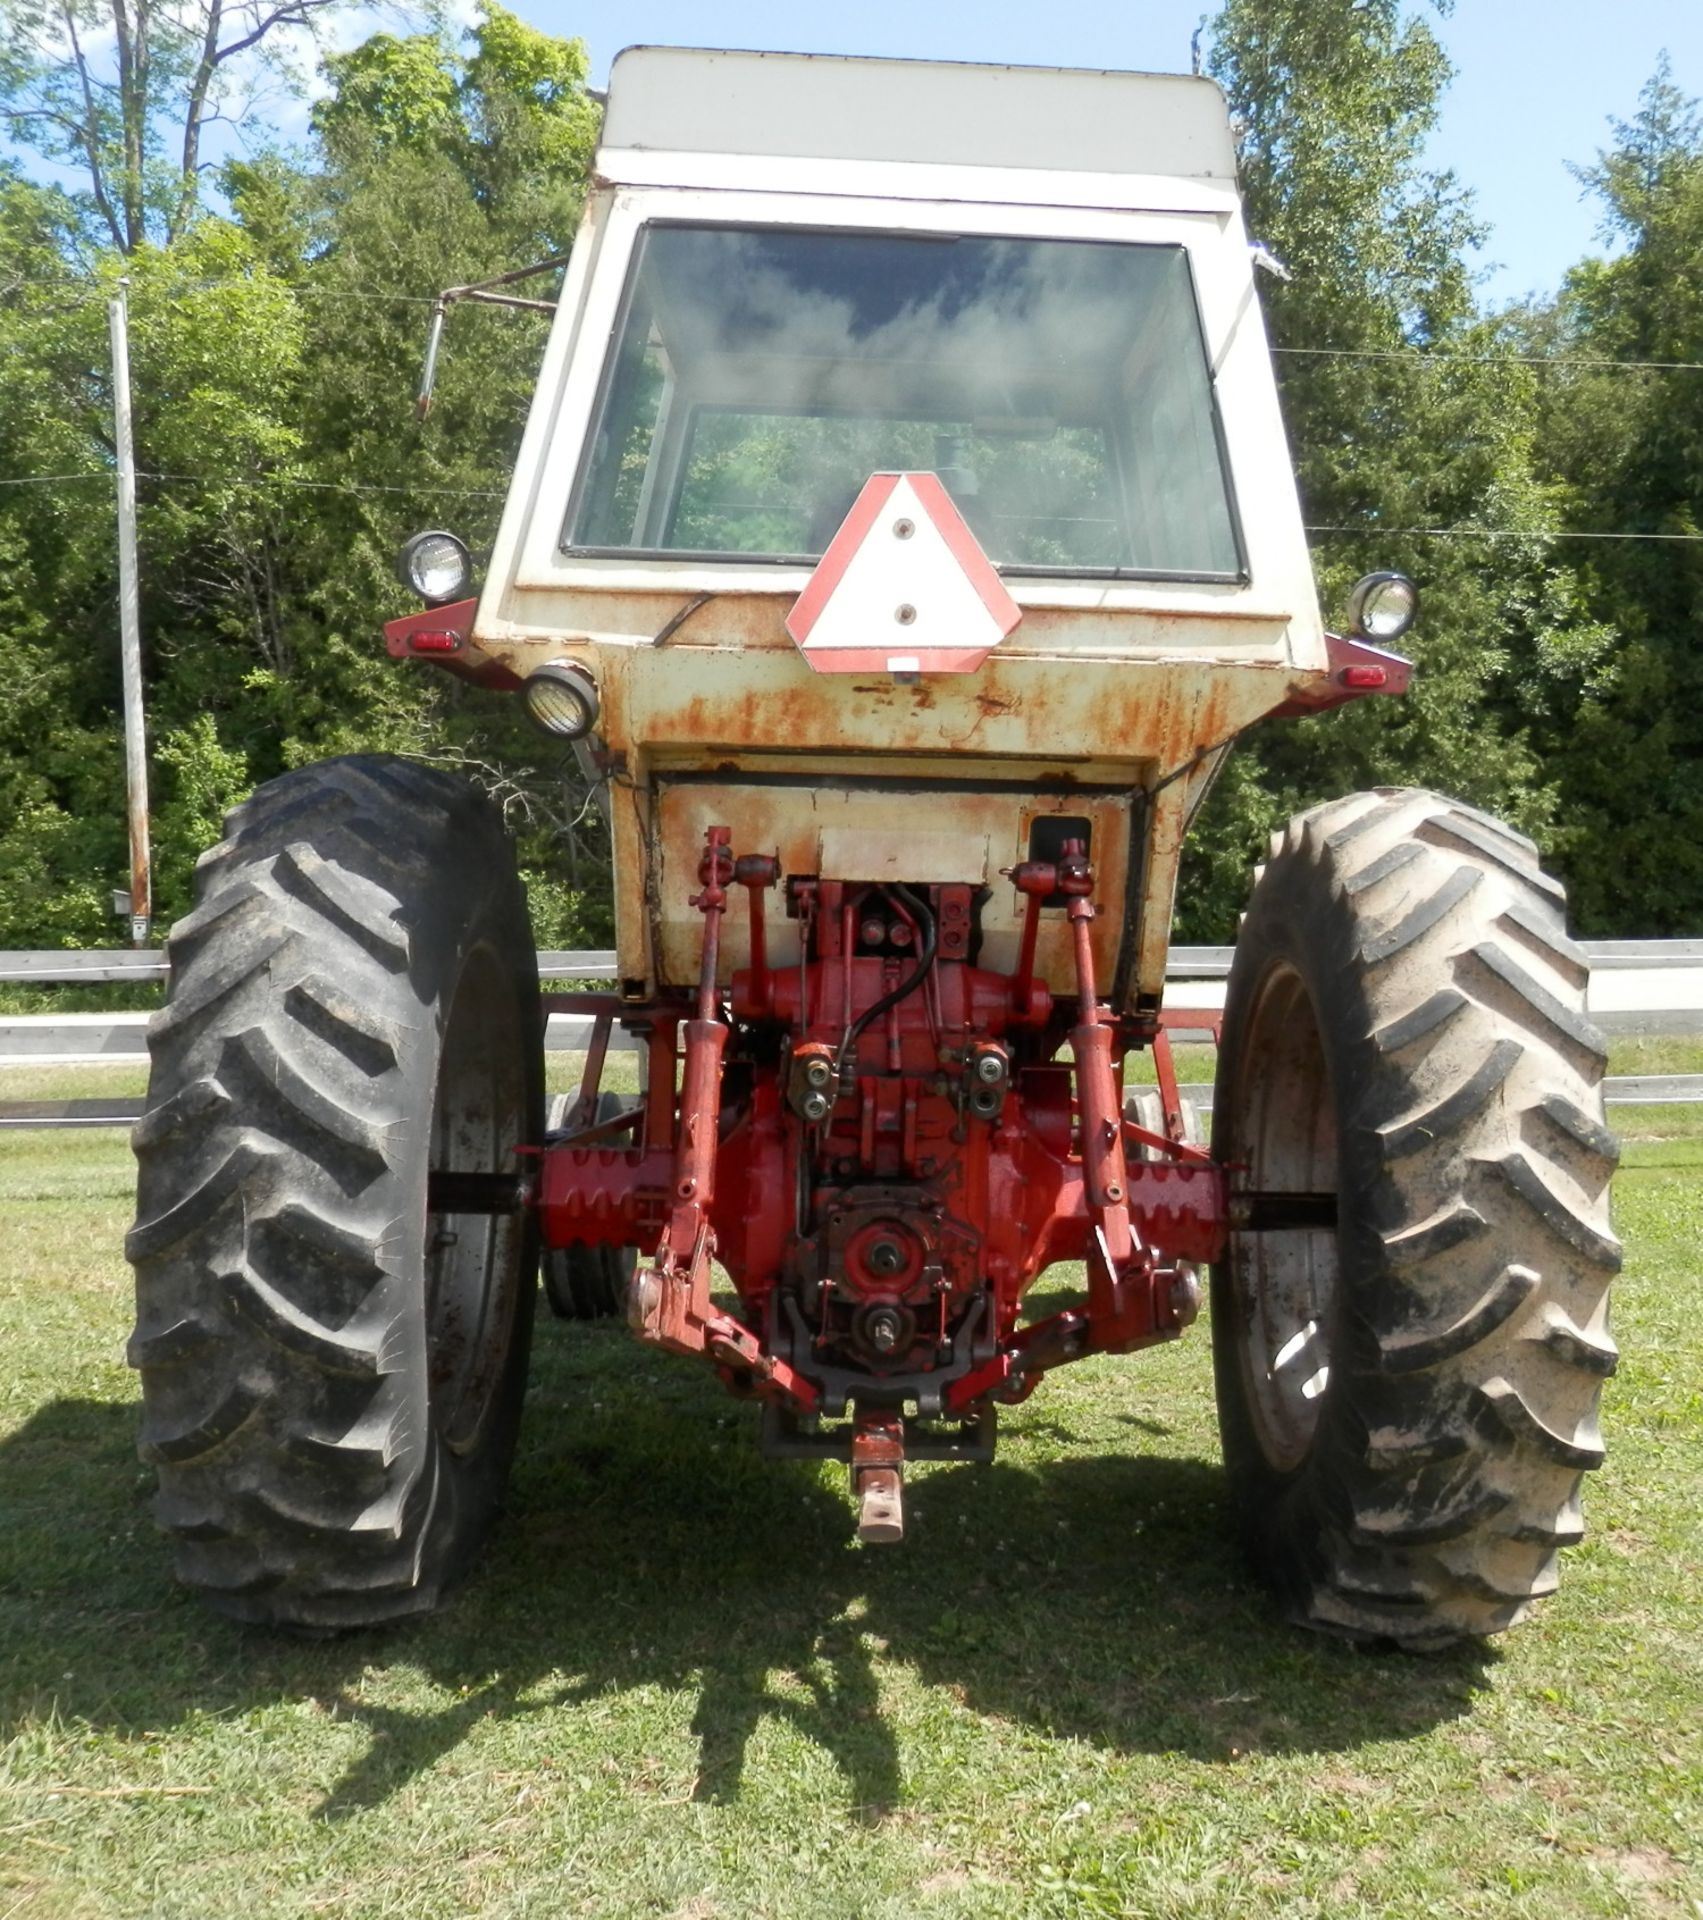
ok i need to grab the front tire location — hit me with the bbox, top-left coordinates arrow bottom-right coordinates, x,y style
127,755 -> 543,1630
1211,789 -> 1620,1647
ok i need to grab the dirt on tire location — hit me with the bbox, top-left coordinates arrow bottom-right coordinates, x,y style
127,754 -> 542,1630
1210,786 -> 1620,1648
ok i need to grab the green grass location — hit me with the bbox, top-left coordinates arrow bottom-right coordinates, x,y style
0,984 -> 166,1017
0,1100 -> 1700,1918
1605,1034 -> 1703,1077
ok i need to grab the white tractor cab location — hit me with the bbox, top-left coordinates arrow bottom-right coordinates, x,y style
391,46 -> 1413,1011
130,49 -> 1614,1647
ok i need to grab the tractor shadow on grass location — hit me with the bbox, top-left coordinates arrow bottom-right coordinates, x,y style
0,1347 -> 1494,1820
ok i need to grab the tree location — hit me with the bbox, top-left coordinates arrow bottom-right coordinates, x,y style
1518,59 -> 1703,932
269,6 -> 608,938
0,0 -> 347,252
0,4 -> 607,947
1180,0 -> 1605,936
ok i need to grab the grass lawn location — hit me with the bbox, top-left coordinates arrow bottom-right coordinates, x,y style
0,1078 -> 1699,1918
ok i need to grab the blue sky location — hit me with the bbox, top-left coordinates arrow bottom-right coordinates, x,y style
522,0 -> 1703,306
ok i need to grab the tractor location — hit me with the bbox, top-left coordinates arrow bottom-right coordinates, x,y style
127,48 -> 1619,1645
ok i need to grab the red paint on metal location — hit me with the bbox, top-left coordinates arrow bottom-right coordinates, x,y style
382,597 -> 524,691
1148,1025 -> 1211,1161
1268,630 -> 1413,719
384,597 -> 476,657
1156,1004 -> 1223,1046
734,853 -> 779,1018
535,835 -> 1232,1432
1006,859 -> 1055,1016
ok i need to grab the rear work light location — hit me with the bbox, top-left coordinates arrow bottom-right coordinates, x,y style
521,662 -> 600,740
399,529 -> 472,605
1344,571 -> 1418,643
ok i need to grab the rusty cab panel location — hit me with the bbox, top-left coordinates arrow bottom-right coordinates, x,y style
460,49 -> 1335,1002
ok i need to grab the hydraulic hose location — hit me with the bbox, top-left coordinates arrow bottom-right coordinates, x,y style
835,884 -> 937,1084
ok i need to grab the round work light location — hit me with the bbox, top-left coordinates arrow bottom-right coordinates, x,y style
1344,571 -> 1418,643
521,662 -> 600,741
399,529 -> 472,605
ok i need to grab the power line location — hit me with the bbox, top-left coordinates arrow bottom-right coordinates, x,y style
0,469 -> 504,499
1276,345 -> 1703,374
1307,524 -> 1703,543
206,474 -> 506,498
9,272 -> 1703,371
0,471 -> 107,487
11,272 -> 545,309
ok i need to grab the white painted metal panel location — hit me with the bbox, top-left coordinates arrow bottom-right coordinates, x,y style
597,150 -> 1240,215
602,48 -> 1238,185
1587,962 -> 1703,1026
0,1011 -> 151,1061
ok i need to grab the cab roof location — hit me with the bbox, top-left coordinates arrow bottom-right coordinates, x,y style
600,47 -> 1238,190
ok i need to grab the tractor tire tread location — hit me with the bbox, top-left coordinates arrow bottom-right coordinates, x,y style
1212,788 -> 1618,1648
129,753 -> 538,1629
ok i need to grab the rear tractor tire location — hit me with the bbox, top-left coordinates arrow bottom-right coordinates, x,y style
127,755 -> 544,1630
1211,788 -> 1620,1648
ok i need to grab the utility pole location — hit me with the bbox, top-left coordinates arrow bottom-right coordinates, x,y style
109,279 -> 152,948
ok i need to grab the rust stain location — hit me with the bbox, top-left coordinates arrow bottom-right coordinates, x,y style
462,605 -> 1311,1002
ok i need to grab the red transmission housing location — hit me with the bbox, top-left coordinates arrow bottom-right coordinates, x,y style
537,858 -> 1226,1425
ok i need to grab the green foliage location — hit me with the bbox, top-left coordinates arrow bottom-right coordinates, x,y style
0,3 -> 605,947
1512,58 -> 1703,932
1181,0 -> 1609,938
315,33 -> 465,154
0,0 -> 343,252
2,1 -> 1702,949
151,714 -> 250,925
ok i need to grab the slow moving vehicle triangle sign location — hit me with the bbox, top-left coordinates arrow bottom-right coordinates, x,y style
785,472 -> 1023,676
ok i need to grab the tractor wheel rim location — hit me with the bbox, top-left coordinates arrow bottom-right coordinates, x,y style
1232,960 -> 1339,1473
424,943 -> 526,1455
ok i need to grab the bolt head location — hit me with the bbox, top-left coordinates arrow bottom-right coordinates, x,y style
867,1309 -> 903,1353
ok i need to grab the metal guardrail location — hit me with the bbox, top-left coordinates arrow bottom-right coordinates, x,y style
2,943 -> 1699,1124
6,1077 -> 1699,1131
4,939 -> 1698,992
6,941 -> 1691,985
0,948 -> 620,983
